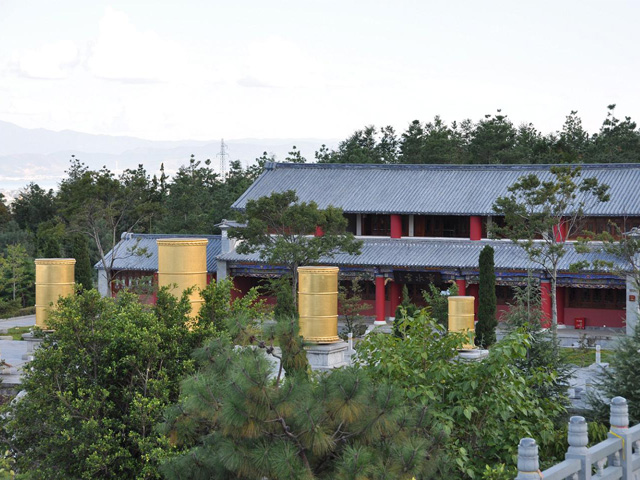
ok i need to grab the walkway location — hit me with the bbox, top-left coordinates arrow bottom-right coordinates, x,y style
0,314 -> 35,392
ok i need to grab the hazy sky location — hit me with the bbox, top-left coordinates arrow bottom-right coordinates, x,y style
1,0 -> 639,141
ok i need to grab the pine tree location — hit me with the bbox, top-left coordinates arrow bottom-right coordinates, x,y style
40,235 -> 62,258
270,276 -> 309,378
590,321 -> 640,424
159,335 -> 449,480
476,245 -> 497,347
72,234 -> 93,290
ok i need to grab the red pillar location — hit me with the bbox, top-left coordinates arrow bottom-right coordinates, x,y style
467,283 -> 479,320
556,286 -> 565,325
390,214 -> 402,239
375,275 -> 386,324
455,277 -> 466,296
553,219 -> 567,242
470,216 -> 482,241
315,226 -> 324,237
390,281 -> 401,317
540,280 -> 552,328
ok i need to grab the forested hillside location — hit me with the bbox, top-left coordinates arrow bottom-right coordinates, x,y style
1,105 -> 639,314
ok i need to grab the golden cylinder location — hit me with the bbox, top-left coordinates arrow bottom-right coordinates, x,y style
298,266 -> 340,343
448,296 -> 475,349
35,258 -> 76,329
157,239 -> 208,318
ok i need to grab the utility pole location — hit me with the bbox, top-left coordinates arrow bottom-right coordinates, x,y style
217,139 -> 228,178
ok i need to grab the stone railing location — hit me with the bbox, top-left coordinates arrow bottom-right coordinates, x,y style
515,397 -> 640,480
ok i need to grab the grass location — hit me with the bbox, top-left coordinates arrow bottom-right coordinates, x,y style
6,326 -> 32,341
560,347 -> 613,367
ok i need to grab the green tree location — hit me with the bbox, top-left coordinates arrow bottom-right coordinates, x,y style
10,183 -> 57,232
492,166 -> 610,340
421,116 -> 468,164
284,145 -> 307,163
229,190 -> 362,304
357,311 -> 566,478
58,157 -> 161,288
155,155 -> 221,234
338,277 -> 367,337
0,194 -> 11,228
35,219 -> 65,258
500,277 -> 571,406
590,104 -> 640,163
554,110 -> 590,163
393,285 -> 418,338
476,245 -> 497,347
316,126 -> 398,164
589,322 -> 640,424
198,277 -> 268,331
0,244 -> 31,301
159,334 -> 449,479
468,111 -> 519,164
421,281 -> 459,329
72,233 -> 93,290
0,289 -> 207,479
399,120 -> 426,164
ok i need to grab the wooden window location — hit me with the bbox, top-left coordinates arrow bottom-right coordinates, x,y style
412,215 -> 470,238
495,285 -> 515,305
567,287 -> 625,310
362,214 -> 390,236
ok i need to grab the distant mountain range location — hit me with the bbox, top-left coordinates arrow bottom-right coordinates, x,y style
0,120 -> 337,195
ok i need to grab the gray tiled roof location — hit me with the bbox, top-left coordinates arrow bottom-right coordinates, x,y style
218,238 -> 628,273
95,233 -> 221,272
232,163 -> 640,216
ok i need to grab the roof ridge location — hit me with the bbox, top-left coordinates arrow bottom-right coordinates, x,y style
268,162 -> 640,171
126,232 -> 221,238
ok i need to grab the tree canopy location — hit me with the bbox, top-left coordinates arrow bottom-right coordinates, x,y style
229,190 -> 362,302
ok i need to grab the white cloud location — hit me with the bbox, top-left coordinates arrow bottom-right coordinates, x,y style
236,36 -> 326,89
88,7 -> 191,83
13,40 -> 79,79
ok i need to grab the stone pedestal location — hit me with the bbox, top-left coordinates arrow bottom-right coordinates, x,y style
22,332 -> 45,361
305,341 -> 350,371
456,349 -> 489,362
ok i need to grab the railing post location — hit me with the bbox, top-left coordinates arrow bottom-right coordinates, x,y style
609,396 -> 632,477
566,415 -> 590,480
515,438 -> 540,480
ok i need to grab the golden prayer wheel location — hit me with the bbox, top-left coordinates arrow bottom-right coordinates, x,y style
298,266 -> 340,343
157,238 -> 208,318
448,295 -> 475,349
35,258 -> 76,329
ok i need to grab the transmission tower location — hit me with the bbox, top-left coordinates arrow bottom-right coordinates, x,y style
217,139 -> 228,178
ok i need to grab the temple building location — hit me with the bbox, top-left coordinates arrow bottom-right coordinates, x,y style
96,232 -> 221,302
98,162 -> 640,332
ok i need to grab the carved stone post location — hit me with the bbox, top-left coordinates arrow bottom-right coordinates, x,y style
609,396 -> 632,476
515,438 -> 540,480
566,415 -> 590,480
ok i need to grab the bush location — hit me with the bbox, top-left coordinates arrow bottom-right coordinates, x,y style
357,309 -> 567,478
421,281 -> 458,329
589,317 -> 640,424
1,289 -> 208,479
338,277 -> 368,338
500,279 -> 572,406
393,285 -> 419,338
0,299 -> 21,319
